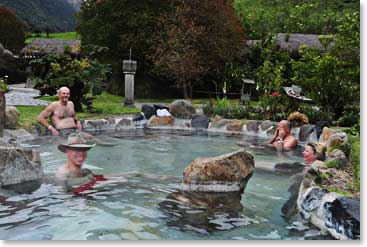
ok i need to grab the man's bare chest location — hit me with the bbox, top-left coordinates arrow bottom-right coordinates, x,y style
53,105 -> 75,119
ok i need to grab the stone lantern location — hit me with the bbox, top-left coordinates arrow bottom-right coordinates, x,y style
0,90 -> 5,137
123,49 -> 137,107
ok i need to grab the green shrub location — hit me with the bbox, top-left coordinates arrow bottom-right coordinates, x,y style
349,135 -> 360,191
337,108 -> 360,127
325,159 -> 341,169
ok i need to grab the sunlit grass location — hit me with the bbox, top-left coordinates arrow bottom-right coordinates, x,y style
25,32 -> 80,44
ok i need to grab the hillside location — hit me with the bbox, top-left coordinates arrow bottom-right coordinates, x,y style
0,0 -> 80,32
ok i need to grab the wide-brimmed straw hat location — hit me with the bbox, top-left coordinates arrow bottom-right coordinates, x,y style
57,133 -> 95,153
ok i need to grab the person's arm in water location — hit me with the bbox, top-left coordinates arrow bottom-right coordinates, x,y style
37,104 -> 59,136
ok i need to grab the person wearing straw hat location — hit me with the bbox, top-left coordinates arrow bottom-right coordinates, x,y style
57,132 -> 95,176
56,133 -> 107,195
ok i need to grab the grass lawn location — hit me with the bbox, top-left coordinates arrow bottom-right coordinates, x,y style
17,92 -> 140,130
25,32 -> 80,44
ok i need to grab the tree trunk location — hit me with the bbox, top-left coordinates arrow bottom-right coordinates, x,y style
182,84 -> 189,99
0,91 -> 5,137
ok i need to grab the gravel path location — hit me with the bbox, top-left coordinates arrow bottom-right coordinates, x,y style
5,84 -> 49,106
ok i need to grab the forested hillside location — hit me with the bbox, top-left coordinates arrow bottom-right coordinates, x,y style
234,0 -> 359,39
0,0 -> 79,32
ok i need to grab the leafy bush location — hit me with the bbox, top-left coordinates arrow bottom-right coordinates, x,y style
336,106 -> 360,127
0,78 -> 8,92
349,135 -> 360,191
203,97 -> 248,119
297,104 -> 334,124
30,51 -> 111,112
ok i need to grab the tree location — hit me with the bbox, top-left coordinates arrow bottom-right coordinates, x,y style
30,50 -> 111,112
0,6 -> 26,53
148,0 -> 245,98
77,0 -> 172,95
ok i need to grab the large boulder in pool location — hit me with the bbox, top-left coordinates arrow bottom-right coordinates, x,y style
168,100 -> 196,119
182,150 -> 254,193
0,146 -> 43,186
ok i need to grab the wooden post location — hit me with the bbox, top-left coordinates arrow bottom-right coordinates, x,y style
0,91 -> 5,137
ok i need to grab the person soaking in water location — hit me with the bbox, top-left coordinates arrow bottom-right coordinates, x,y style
302,142 -> 326,173
268,120 -> 298,150
56,133 -> 107,194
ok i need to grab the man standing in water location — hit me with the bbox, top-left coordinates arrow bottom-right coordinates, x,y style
37,86 -> 82,136
268,120 -> 298,150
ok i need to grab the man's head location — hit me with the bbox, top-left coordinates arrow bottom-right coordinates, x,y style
278,120 -> 291,134
58,87 -> 70,104
57,133 -> 95,167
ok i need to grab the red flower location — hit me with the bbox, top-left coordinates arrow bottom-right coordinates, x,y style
271,91 -> 280,97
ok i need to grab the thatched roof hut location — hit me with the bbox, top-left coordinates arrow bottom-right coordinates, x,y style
21,38 -> 81,58
275,33 -> 334,55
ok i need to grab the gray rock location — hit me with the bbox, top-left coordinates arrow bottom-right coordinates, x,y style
209,116 -> 232,128
141,104 -> 156,119
326,149 -> 349,169
117,118 -> 132,126
315,121 -> 330,140
182,150 -> 254,193
191,115 -> 209,129
5,106 -> 20,129
246,121 -> 261,133
168,100 -> 196,119
260,120 -> 274,132
328,197 -> 360,240
4,129 -> 34,143
299,124 -> 315,142
0,146 -> 43,186
83,119 -> 109,130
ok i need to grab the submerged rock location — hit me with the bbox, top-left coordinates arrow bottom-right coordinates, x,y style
0,146 -> 43,186
182,150 -> 254,193
158,190 -> 243,233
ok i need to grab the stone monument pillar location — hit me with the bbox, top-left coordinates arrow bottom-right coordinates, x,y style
123,49 -> 137,107
0,91 -> 5,137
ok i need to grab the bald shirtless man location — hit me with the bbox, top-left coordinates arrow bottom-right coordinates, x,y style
268,120 -> 298,150
37,87 -> 82,136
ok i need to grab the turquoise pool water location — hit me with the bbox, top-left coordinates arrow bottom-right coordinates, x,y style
0,130 -> 329,240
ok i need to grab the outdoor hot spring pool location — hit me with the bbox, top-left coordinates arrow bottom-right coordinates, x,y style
0,129 -> 330,240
